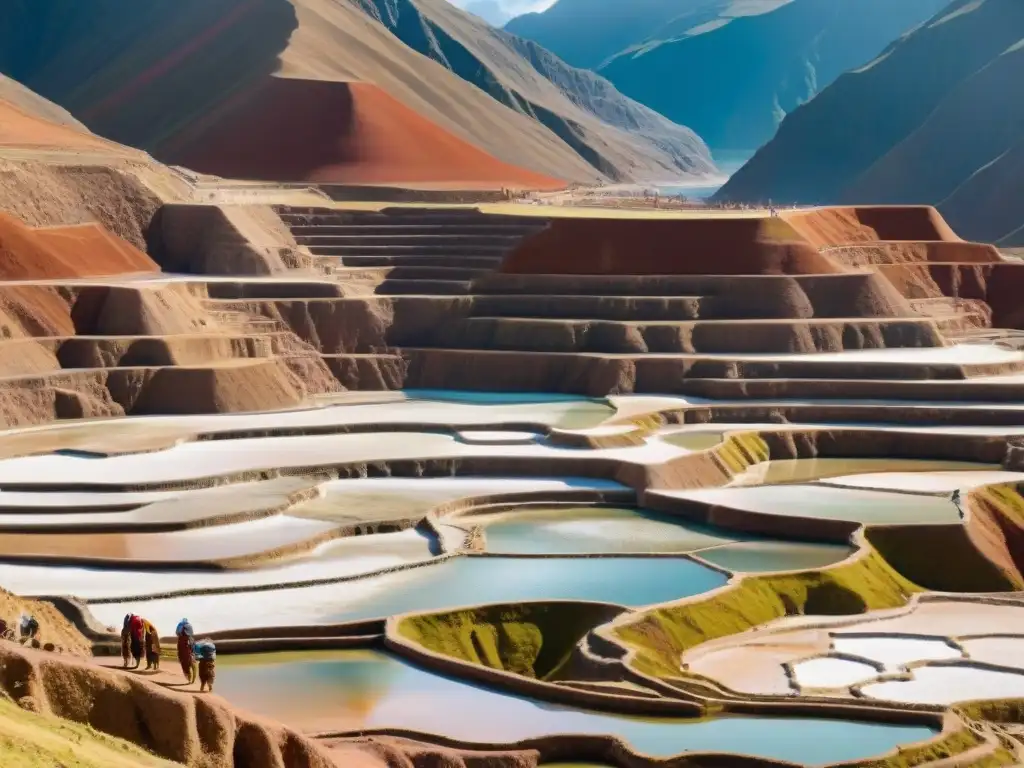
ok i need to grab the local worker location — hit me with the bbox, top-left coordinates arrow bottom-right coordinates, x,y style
194,638 -> 217,693
175,618 -> 196,684
128,614 -> 144,669
18,614 -> 38,644
141,617 -> 161,671
121,615 -> 134,668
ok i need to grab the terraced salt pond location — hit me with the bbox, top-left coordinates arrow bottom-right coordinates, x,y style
0,515 -> 339,564
862,665 -> 1024,705
213,650 -> 935,765
727,458 -> 1000,487
456,506 -> 741,554
832,636 -> 963,670
693,540 -> 851,572
0,430 -> 687,487
457,505 -> 850,569
792,657 -> 879,689
0,528 -> 434,599
665,485 -> 959,525
86,555 -> 727,632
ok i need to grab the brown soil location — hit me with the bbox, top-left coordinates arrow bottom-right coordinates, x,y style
962,485 -> 1024,587
0,158 -> 180,251
881,261 -> 1024,328
781,205 -> 961,245
501,216 -> 840,275
170,78 -> 565,191
150,204 -> 313,275
0,212 -> 158,280
0,643 -> 345,768
0,285 -> 76,337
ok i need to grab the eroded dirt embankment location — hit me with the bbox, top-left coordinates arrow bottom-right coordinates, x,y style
0,642 -> 344,767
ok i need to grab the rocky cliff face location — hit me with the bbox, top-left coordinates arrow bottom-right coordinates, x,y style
0,0 -> 712,185
717,0 -> 1024,245
597,0 -> 949,152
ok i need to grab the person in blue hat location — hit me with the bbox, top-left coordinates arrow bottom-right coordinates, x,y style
175,618 -> 196,684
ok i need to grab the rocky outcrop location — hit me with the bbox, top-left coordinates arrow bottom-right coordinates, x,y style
149,205 -> 314,275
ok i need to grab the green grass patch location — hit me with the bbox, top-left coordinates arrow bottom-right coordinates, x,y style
397,602 -> 625,680
841,725 -> 985,768
0,696 -> 177,768
615,547 -> 921,678
957,697 -> 1024,724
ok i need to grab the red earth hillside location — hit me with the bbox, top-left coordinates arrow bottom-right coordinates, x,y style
166,77 -> 566,190
0,212 -> 159,281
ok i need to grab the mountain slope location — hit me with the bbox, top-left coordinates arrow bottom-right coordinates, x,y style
505,0 -> 789,70
505,0 -> 697,69
354,0 -> 714,180
598,0 -> 948,151
1,0 -> 712,185
0,74 -> 86,130
717,0 -> 1024,245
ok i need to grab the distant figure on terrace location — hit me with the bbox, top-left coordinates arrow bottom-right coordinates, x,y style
141,617 -> 161,671
121,615 -> 134,668
194,638 -> 217,693
176,618 -> 197,684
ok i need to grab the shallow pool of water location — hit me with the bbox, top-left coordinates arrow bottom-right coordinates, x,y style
88,554 -> 727,632
213,650 -> 934,765
658,431 -> 724,451
458,506 -> 745,555
666,485 -> 958,525
694,540 -> 851,573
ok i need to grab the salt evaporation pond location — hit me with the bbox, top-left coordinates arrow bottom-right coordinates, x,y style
457,506 -> 744,555
87,555 -> 727,632
0,529 -> 434,599
213,650 -> 935,765
727,458 -> 997,488
862,664 -> 1024,705
665,485 -> 959,525
460,506 -> 851,570
0,430 -> 686,488
694,540 -> 851,573
792,657 -> 879,689
832,636 -> 962,670
7,391 -> 612,440
821,470 -> 1024,494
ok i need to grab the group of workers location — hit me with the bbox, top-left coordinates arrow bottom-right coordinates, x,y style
121,615 -> 217,692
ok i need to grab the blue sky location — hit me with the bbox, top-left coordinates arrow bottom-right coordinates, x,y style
446,0 -> 557,26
